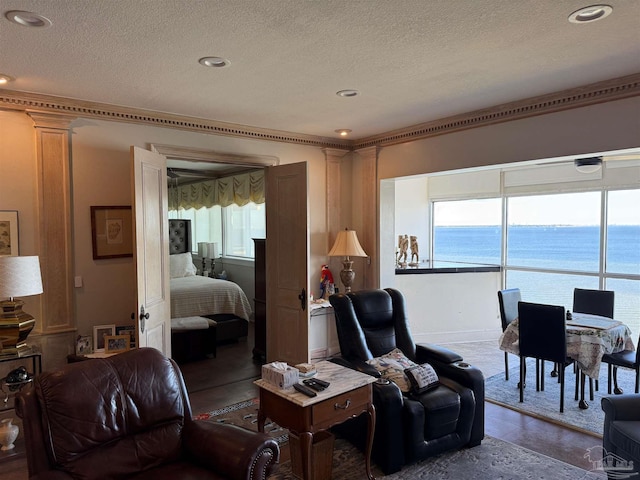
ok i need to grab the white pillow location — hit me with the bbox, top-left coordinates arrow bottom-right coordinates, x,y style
169,253 -> 197,278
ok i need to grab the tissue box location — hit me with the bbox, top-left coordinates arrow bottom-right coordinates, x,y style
262,362 -> 299,389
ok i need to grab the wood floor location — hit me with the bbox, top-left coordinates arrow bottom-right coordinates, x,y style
2,326 -> 602,478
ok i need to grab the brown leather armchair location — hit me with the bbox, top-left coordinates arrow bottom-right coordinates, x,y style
15,348 -> 279,480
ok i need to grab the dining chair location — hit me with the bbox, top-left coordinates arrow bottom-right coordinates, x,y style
518,301 -> 574,413
498,288 -> 521,380
573,288 -> 615,393
601,333 -> 640,395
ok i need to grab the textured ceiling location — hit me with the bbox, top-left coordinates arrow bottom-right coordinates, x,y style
1,0 -> 639,140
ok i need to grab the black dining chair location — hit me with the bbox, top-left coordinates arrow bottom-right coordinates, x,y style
518,301 -> 574,413
498,288 -> 521,380
601,334 -> 640,395
573,288 -> 615,393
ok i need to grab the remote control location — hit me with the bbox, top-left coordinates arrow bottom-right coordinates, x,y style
303,380 -> 325,391
312,378 -> 330,388
293,383 -> 317,397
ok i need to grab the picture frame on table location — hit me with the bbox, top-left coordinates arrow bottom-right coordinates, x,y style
90,206 -> 133,260
93,324 -> 116,352
75,335 -> 93,355
0,210 -> 19,256
104,335 -> 130,354
116,325 -> 136,349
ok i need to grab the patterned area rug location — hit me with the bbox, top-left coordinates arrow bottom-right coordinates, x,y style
197,399 -> 605,479
485,358 -> 638,436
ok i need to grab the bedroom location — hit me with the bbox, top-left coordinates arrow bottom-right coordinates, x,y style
165,153 -> 270,364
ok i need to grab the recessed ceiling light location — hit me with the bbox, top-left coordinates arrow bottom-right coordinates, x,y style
198,57 -> 230,68
568,5 -> 613,23
336,90 -> 359,98
5,10 -> 52,28
335,129 -> 352,136
0,74 -> 13,85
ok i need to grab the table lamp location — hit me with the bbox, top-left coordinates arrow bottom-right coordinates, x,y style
328,229 -> 367,293
0,256 -> 44,355
207,242 -> 219,274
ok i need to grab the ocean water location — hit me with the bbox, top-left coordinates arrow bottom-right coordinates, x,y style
434,225 -> 640,333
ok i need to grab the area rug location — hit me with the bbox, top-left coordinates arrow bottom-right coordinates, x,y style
194,398 -> 288,445
198,399 -> 606,479
485,359 -> 638,436
269,436 -> 605,479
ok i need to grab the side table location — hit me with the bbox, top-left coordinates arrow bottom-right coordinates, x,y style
0,350 -> 42,463
255,360 -> 377,480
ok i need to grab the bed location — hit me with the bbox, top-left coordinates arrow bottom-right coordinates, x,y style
169,219 -> 251,362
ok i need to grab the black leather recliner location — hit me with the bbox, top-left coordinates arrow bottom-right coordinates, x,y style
329,288 -> 484,474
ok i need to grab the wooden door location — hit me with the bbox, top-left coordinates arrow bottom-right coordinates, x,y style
131,146 -> 171,354
265,162 -> 310,364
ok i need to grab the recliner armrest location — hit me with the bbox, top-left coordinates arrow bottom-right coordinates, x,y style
329,356 -> 381,378
183,420 -> 279,479
602,394 -> 640,422
416,343 -> 463,365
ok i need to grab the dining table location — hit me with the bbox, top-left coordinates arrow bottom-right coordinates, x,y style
499,311 -> 635,409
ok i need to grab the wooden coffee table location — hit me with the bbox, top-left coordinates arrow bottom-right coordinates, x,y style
255,360 -> 377,480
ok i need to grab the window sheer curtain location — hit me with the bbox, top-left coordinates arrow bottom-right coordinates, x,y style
168,170 -> 265,211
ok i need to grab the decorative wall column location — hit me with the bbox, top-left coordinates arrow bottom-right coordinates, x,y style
323,148 -> 350,289
26,111 -> 76,335
352,146 -> 379,290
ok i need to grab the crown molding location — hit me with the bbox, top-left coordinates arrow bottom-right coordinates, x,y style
353,73 -> 640,149
0,89 -> 350,149
2,73 -> 639,151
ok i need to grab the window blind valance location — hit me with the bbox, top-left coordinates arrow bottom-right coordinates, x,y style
168,170 -> 265,210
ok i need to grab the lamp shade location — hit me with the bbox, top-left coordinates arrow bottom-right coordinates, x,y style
198,242 -> 208,258
207,242 -> 219,259
328,229 -> 367,258
0,256 -> 43,299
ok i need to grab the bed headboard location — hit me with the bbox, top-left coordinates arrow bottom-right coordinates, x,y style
169,219 -> 191,255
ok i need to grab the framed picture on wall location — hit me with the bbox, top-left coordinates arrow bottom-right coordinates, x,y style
0,210 -> 19,256
93,324 -> 116,352
90,206 -> 133,260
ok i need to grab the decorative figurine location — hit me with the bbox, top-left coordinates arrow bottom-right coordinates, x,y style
397,234 -> 409,267
409,235 -> 419,266
320,264 -> 335,300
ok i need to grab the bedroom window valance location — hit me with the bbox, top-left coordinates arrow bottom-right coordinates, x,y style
168,170 -> 265,210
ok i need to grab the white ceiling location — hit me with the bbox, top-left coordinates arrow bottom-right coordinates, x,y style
1,1 -> 639,141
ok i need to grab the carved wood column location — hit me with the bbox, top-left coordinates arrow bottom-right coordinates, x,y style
27,111 -> 76,334
323,148 -> 350,289
352,146 -> 378,290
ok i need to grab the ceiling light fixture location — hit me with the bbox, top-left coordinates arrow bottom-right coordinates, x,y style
568,5 -> 613,23
5,10 -> 52,27
336,90 -> 359,98
198,57 -> 230,68
574,156 -> 603,173
335,129 -> 352,137
0,74 -> 13,85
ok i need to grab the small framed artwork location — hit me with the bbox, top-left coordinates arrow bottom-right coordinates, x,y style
104,335 -> 131,354
90,206 -> 133,260
93,324 -> 116,352
75,335 -> 93,355
116,325 -> 136,349
0,210 -> 19,256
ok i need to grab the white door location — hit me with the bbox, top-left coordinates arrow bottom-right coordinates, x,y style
265,162 -> 310,365
131,146 -> 171,354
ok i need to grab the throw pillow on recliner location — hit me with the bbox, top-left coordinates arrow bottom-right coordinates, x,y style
405,363 -> 440,394
367,348 -> 438,394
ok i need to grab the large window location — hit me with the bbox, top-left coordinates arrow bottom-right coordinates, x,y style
433,198 -> 501,265
169,202 -> 264,259
431,188 -> 640,330
507,192 -> 601,272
